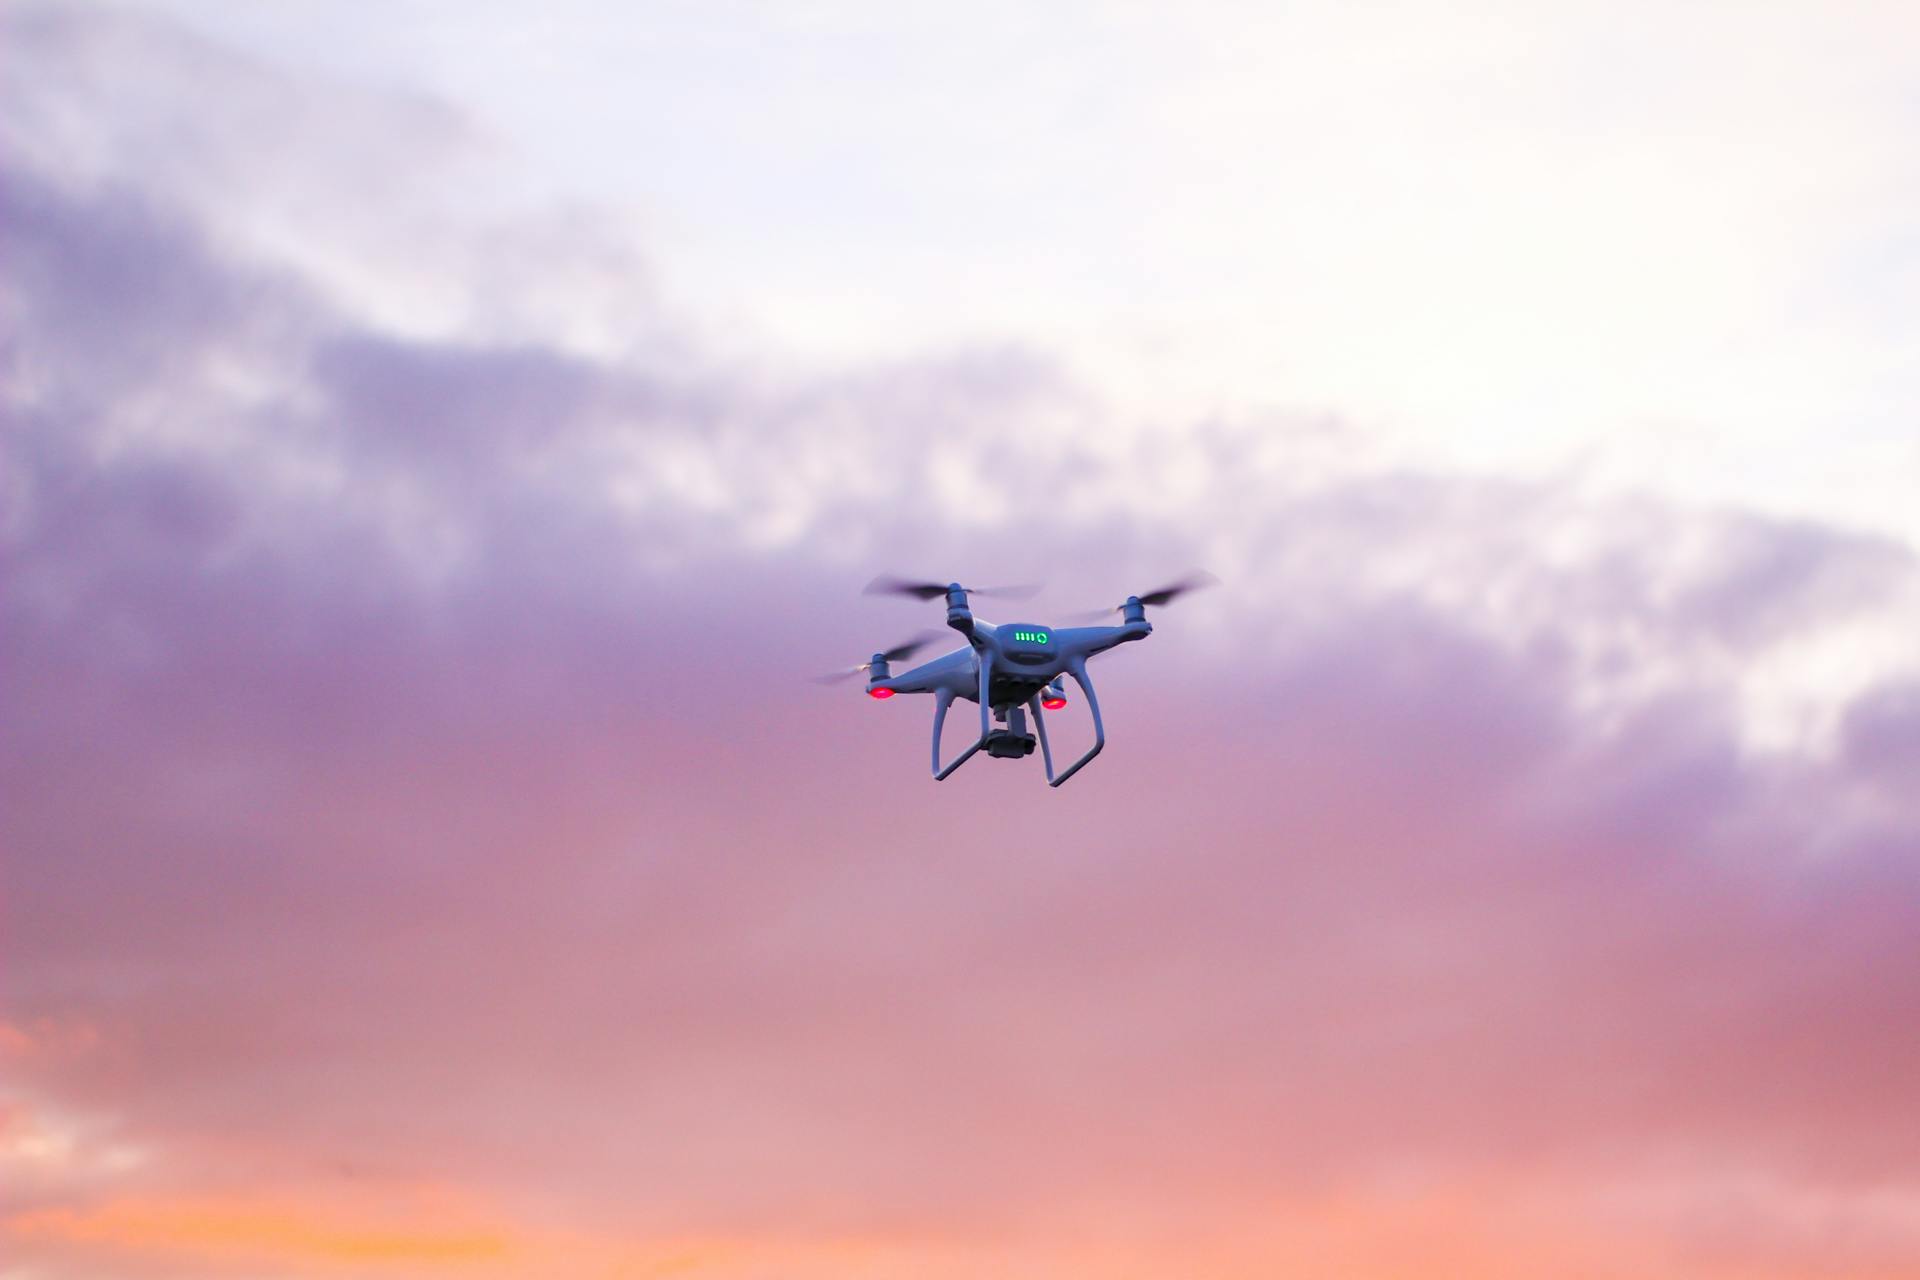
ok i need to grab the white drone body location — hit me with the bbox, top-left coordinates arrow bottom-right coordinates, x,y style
821,575 -> 1214,787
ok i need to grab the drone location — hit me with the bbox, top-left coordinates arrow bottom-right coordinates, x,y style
816,572 -> 1217,786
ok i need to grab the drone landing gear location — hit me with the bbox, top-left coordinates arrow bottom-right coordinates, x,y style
931,651 -> 996,781
931,659 -> 1105,786
1032,661 -> 1104,788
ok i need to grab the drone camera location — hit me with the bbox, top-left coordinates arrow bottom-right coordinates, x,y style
984,728 -> 1037,758
985,704 -> 1038,757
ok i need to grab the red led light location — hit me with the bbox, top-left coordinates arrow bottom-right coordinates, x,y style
1041,695 -> 1067,710
868,687 -> 895,699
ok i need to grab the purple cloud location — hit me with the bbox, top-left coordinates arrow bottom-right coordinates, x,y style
4,6 -> 1919,1277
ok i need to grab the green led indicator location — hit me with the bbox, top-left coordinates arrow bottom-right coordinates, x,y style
1012,630 -> 1049,644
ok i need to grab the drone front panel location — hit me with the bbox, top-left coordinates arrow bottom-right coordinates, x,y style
994,623 -> 1058,667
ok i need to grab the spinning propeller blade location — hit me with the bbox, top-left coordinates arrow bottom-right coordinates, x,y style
863,575 -> 1040,601
811,631 -> 945,684
1135,571 -> 1220,608
1067,570 -> 1219,621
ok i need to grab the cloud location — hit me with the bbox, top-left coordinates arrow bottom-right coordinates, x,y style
4,5 -> 1919,1277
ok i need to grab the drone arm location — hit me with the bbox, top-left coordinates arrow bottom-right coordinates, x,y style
1055,619 -> 1151,663
1040,657 -> 1105,787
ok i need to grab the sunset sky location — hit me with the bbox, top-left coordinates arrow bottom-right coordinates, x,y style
5,2 -> 1920,1277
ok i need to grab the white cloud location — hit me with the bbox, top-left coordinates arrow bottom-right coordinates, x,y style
115,0 -> 1920,547
11,1 -> 1919,760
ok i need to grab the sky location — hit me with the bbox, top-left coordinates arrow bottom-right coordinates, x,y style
2,2 -> 1919,1277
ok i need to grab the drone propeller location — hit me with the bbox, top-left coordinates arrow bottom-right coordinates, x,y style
811,631 -> 945,684
863,575 -> 1040,602
1067,570 -> 1219,621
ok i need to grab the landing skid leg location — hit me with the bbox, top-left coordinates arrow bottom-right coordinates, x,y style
1036,659 -> 1105,787
1027,696 -> 1055,779
931,652 -> 996,781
